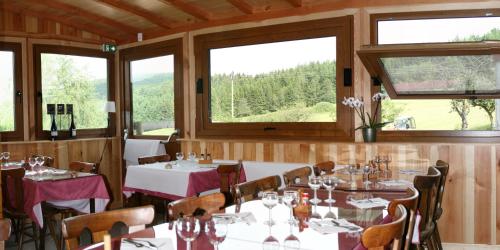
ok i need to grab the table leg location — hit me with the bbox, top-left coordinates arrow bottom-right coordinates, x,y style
90,198 -> 95,213
39,221 -> 46,250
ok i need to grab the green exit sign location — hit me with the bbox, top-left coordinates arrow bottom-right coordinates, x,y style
102,44 -> 116,53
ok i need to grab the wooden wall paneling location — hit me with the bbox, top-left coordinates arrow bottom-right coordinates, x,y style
496,145 -> 500,244
242,142 -> 256,161
474,145 -> 492,243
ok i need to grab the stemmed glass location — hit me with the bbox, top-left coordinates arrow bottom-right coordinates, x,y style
262,191 -> 278,226
283,190 -> 298,225
283,223 -> 300,250
362,165 -> 372,185
188,152 -> 196,161
35,157 -> 46,173
176,152 -> 184,166
176,217 -> 201,250
322,176 -> 337,204
374,155 -> 382,171
308,176 -> 322,205
205,218 -> 227,250
262,223 -> 280,250
347,165 -> 357,184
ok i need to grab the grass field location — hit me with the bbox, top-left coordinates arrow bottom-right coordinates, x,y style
383,99 -> 493,130
142,127 -> 176,136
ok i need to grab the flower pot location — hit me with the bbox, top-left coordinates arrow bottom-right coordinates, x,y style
362,128 -> 377,142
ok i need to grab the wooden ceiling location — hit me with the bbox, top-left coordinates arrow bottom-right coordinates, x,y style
0,0 -> 487,44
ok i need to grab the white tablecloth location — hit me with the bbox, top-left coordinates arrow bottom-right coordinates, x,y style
123,139 -> 166,166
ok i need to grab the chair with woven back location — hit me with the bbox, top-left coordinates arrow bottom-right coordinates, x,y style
217,160 -> 242,207
69,161 -> 99,174
61,205 -> 155,250
413,166 -> 441,250
1,168 -> 39,250
388,187 -> 419,250
138,154 -> 171,165
283,166 -> 312,187
234,175 -> 281,206
361,204 -> 408,250
313,161 -> 335,176
167,193 -> 225,221
429,160 -> 449,250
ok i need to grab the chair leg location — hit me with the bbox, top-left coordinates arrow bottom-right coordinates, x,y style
434,228 -> 443,250
17,219 -> 26,250
46,215 -> 60,250
31,222 -> 39,250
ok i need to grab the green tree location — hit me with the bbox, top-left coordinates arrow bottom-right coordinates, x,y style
469,99 -> 495,129
450,99 -> 470,130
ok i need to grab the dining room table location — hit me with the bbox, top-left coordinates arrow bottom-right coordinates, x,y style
82,181 -> 413,250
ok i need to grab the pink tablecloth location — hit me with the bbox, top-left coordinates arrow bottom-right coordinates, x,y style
123,167 -> 246,200
23,175 -> 110,227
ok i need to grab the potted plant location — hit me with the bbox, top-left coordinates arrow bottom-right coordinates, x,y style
342,93 -> 391,142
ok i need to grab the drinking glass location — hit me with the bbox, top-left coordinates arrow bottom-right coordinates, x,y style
188,152 -> 196,161
283,190 -> 298,224
3,152 -> 10,162
205,218 -> 227,250
347,165 -> 357,184
28,157 -> 37,171
374,155 -> 382,170
284,223 -> 300,250
308,176 -> 322,205
363,165 -> 371,184
35,156 -> 46,173
175,152 -> 184,166
322,176 -> 337,204
176,217 -> 201,250
262,191 -> 278,226
262,223 -> 280,250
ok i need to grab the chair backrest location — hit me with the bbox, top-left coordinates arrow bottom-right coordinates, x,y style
283,166 -> 312,187
217,161 -> 242,206
361,204 -> 407,250
0,218 -> 11,241
434,160 -> 449,221
31,154 -> 54,167
1,167 -> 25,215
235,175 -> 281,205
69,161 -> 99,174
61,205 -> 155,250
413,166 -> 441,238
313,161 -> 335,176
167,193 -> 225,221
137,154 -> 171,165
388,187 -> 419,250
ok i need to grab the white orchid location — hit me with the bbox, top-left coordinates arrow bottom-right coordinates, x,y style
342,94 -> 390,130
372,92 -> 387,102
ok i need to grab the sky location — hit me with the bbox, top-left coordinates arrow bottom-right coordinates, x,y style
0,52 -> 14,104
130,55 -> 174,81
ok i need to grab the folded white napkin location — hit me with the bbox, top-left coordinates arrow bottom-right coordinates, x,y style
378,179 -> 412,186
212,212 -> 257,224
399,169 -> 425,175
347,197 -> 389,209
120,238 -> 175,250
308,218 -> 362,234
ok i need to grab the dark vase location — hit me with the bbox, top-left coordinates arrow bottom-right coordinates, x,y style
362,128 -> 377,142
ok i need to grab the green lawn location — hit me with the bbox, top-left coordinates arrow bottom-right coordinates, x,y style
383,99 -> 493,130
142,127 -> 176,136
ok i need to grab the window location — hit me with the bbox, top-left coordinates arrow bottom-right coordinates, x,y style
0,42 -> 23,141
120,39 -> 183,139
195,16 -> 353,139
359,10 -> 500,141
34,45 -> 115,139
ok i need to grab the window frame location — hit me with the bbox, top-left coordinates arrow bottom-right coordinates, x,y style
33,45 -> 115,140
120,38 -> 184,140
367,9 -> 500,142
0,42 -> 24,141
194,16 -> 354,140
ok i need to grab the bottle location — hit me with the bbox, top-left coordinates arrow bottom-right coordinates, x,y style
50,114 -> 58,141
69,113 -> 76,138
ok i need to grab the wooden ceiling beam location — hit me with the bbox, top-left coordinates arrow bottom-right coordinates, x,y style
0,3 -> 125,42
284,0 -> 303,7
226,0 -> 254,14
96,0 -> 175,30
28,0 -> 141,35
156,0 -> 212,21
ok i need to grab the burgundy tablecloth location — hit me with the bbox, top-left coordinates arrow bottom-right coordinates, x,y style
23,175 -> 110,227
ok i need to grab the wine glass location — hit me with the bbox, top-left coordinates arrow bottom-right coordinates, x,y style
308,176 -> 322,205
176,217 -> 201,250
205,218 -> 227,250
28,157 -> 37,171
283,190 -> 298,224
284,223 -> 300,250
262,191 -> 278,226
262,223 -> 280,250
322,176 -> 337,204
3,152 -> 10,162
363,165 -> 372,185
35,156 -> 46,173
374,155 -> 382,170
175,152 -> 184,166
188,152 -> 196,161
347,165 -> 357,184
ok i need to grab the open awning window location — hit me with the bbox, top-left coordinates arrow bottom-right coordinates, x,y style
358,42 -> 500,99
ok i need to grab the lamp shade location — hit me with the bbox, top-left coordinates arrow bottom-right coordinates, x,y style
104,101 -> 116,113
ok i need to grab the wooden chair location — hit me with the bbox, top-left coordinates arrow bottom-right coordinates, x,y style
235,175 -> 281,205
69,161 -> 99,174
413,166 -> 441,250
361,204 -> 407,250
388,187 -> 419,250
138,154 -> 171,165
313,161 -> 335,176
430,160 -> 449,250
0,218 -> 11,241
217,160 -> 242,207
61,205 -> 155,250
167,193 -> 225,221
1,168 -> 39,250
31,154 -> 54,167
283,166 -> 312,187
